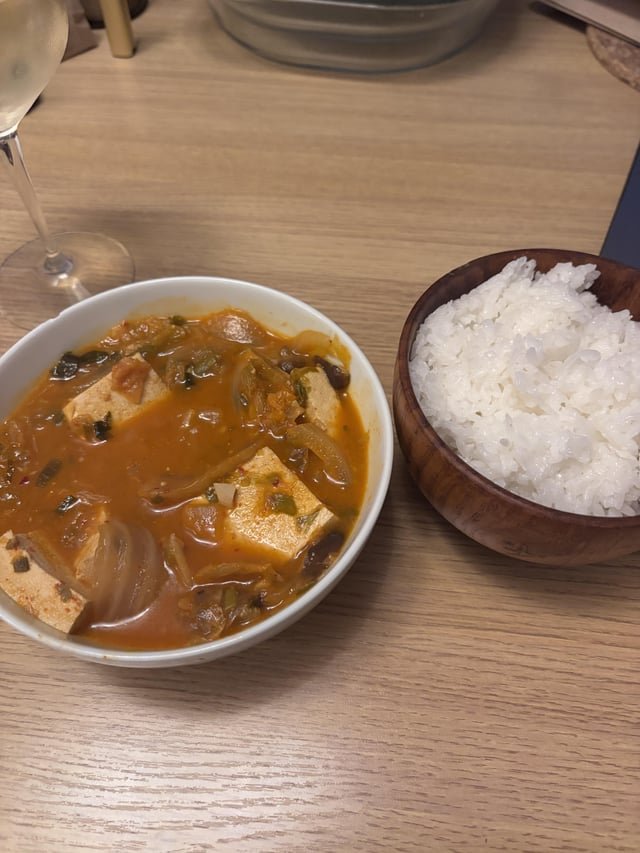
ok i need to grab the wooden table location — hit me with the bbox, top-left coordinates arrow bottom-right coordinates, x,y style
1,2 -> 639,850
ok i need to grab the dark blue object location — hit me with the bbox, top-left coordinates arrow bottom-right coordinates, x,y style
601,143 -> 640,270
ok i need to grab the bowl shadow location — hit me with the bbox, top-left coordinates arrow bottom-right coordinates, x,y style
68,207 -> 222,282
398,460 -> 640,616
96,493 -> 396,713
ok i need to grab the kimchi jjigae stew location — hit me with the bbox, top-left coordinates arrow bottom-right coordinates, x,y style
0,310 -> 368,650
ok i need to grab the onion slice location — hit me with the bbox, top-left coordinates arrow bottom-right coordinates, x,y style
140,442 -> 261,504
194,562 -> 268,586
286,422 -> 352,486
87,520 -> 165,623
288,330 -> 334,359
163,533 -> 192,588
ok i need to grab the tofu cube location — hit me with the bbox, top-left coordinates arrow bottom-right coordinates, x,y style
300,368 -> 341,436
226,446 -> 336,561
0,530 -> 88,633
63,353 -> 169,437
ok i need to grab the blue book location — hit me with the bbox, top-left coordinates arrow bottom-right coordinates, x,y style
601,143 -> 640,269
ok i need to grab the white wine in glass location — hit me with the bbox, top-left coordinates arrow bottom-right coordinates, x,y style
0,0 -> 134,330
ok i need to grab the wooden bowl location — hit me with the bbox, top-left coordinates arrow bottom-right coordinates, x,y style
393,248 -> 640,567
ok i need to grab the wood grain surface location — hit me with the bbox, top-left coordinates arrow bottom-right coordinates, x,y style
1,1 -> 639,850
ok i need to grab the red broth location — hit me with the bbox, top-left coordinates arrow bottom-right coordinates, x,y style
0,311 -> 368,649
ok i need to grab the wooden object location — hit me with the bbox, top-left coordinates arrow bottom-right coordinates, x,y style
81,0 -> 147,26
587,25 -> 640,91
1,1 -> 640,850
98,0 -> 135,57
394,248 -> 640,566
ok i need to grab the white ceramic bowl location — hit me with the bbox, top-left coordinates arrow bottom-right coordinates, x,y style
0,276 -> 393,667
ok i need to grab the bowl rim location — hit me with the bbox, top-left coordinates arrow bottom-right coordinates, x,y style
396,247 -> 640,529
0,274 -> 394,666
213,0 -> 489,13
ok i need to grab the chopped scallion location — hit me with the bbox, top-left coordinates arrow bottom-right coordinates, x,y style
266,492 -> 297,516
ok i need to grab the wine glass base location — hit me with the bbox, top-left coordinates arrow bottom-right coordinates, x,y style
0,231 -> 135,331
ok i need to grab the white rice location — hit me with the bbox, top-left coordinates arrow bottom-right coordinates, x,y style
409,257 -> 640,517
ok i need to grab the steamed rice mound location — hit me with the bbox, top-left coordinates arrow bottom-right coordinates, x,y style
409,257 -> 640,517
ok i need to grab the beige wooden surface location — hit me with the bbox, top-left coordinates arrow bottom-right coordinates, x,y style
1,1 -> 640,851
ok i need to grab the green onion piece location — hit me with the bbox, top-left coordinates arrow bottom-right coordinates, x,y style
266,492 -> 297,516
36,459 -> 62,487
293,378 -> 308,406
56,495 -> 79,514
191,351 -> 223,379
50,352 -> 80,380
296,509 -> 320,531
222,587 -> 238,611
56,582 -> 73,602
93,412 -> 112,442
12,555 -> 30,573
50,350 -> 111,380
79,350 -> 111,366
183,366 -> 197,388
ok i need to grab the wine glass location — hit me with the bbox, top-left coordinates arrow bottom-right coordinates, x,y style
0,0 -> 135,330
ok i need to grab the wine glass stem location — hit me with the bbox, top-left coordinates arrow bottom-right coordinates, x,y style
0,130 -> 73,276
